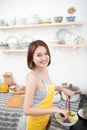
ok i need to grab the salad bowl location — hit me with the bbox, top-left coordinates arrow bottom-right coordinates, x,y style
55,111 -> 78,129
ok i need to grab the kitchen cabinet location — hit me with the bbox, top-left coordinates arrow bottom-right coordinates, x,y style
0,21 -> 83,53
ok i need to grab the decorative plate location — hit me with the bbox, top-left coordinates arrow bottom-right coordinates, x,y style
56,28 -> 72,44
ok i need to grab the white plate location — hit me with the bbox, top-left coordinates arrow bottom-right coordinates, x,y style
78,108 -> 87,120
56,28 -> 72,44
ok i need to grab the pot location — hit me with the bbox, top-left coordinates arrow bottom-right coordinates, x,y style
61,84 -> 81,102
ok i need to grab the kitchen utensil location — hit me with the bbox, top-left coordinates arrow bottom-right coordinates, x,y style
66,96 -> 70,110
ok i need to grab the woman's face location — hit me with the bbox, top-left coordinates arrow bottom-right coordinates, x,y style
33,46 -> 50,69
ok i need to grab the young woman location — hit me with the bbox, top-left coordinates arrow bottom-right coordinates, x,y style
22,40 -> 73,130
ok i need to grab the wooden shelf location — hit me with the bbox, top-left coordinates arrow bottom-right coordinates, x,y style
0,22 -> 82,30
50,43 -> 84,48
0,21 -> 84,53
0,49 -> 27,53
0,43 -> 85,53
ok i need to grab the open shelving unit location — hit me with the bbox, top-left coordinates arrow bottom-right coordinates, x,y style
0,22 -> 82,30
0,43 -> 85,53
0,21 -> 84,53
0,49 -> 27,53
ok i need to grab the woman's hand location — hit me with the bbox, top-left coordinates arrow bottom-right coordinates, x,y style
55,107 -> 69,119
62,88 -> 73,99
55,85 -> 73,99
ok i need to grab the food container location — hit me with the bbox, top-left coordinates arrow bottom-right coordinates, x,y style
61,83 -> 81,102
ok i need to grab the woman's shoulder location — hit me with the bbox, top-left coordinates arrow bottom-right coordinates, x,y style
26,71 -> 37,79
26,71 -> 38,81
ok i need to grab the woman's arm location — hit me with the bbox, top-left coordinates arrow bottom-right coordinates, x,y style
55,85 -> 73,98
24,73 -> 68,117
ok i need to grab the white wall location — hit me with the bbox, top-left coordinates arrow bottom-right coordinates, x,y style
0,0 -> 87,94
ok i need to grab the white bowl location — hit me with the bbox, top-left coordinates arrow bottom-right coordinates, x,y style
61,92 -> 80,102
55,111 -> 78,128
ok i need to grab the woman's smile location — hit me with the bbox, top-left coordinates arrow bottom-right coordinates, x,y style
33,46 -> 50,68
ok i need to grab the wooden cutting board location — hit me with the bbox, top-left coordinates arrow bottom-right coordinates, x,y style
5,96 -> 24,108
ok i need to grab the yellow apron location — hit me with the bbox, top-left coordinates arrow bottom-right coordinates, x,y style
26,85 -> 55,130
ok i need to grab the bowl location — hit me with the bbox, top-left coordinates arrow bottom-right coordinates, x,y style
53,16 -> 63,23
55,111 -> 78,129
66,16 -> 76,22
